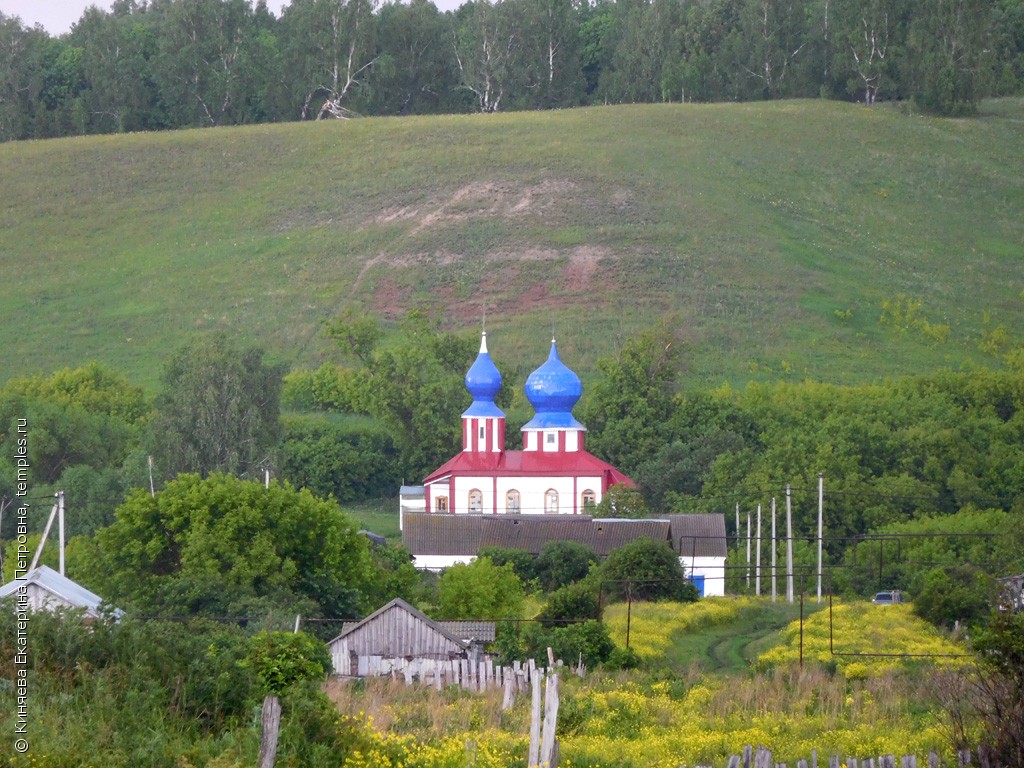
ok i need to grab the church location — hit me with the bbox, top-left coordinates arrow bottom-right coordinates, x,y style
399,333 -> 729,595
420,332 -> 633,516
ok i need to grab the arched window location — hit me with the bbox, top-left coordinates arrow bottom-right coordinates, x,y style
435,495 -> 449,513
506,490 -> 521,514
581,489 -> 597,509
545,489 -> 559,514
468,489 -> 483,513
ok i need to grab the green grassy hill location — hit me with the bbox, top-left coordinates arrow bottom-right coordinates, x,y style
3,98 -> 1023,388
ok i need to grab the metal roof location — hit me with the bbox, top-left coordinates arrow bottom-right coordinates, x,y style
521,341 -> 585,431
0,565 -> 111,614
662,514 -> 729,558
437,621 -> 497,642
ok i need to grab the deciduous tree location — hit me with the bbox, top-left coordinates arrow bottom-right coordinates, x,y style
151,333 -> 285,478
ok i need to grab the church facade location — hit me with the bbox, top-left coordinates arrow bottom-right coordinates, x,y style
420,333 -> 633,516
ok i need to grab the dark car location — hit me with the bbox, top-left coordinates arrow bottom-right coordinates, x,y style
871,590 -> 903,604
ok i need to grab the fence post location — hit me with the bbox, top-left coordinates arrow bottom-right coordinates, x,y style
258,695 -> 281,768
539,672 -> 560,767
528,668 -> 542,767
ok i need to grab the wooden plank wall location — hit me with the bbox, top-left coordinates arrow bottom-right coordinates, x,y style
330,605 -> 465,672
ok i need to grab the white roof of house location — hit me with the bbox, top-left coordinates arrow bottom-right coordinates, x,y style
0,565 -> 110,614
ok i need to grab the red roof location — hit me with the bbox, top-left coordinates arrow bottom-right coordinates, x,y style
423,449 -> 634,486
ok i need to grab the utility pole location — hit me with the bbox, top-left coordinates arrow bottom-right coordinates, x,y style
57,491 -> 65,576
786,484 -> 794,604
755,504 -> 762,596
817,472 -> 824,604
746,511 -> 751,589
30,497 -> 59,571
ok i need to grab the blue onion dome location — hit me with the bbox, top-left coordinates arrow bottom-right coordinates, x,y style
463,332 -> 505,418
521,340 -> 585,430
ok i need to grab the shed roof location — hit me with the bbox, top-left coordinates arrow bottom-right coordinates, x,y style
438,621 -> 497,643
663,514 -> 729,558
0,565 -> 111,615
329,597 -> 467,648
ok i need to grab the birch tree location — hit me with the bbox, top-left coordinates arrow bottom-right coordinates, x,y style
155,0 -> 255,126
283,0 -> 378,119
453,0 -> 522,112
736,0 -> 809,97
834,0 -> 902,104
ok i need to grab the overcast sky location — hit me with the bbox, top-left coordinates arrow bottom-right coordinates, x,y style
0,0 -> 461,36
0,0 -> 286,35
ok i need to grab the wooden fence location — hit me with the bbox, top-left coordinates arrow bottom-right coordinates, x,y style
713,745 -> 995,768
340,653 -> 564,767
342,654 -> 570,703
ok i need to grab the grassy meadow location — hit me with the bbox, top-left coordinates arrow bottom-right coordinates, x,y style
2,99 -> 1023,388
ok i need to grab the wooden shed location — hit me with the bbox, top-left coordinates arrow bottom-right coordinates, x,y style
328,598 -> 491,677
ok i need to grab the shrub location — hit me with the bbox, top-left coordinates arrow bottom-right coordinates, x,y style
601,537 -> 699,602
477,546 -> 538,584
536,582 -> 601,628
535,541 -> 597,591
245,630 -> 332,696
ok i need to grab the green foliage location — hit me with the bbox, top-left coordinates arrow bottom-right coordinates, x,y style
277,414 -> 399,502
593,484 -> 650,519
151,333 -> 286,478
636,431 -> 746,512
0,610 -> 258,735
364,543 -> 421,608
324,308 -> 476,480
499,616 -> 617,667
548,619 -> 616,667
76,472 -> 375,621
477,546 -> 538,584
535,540 -> 597,591
967,612 -> 1024,767
435,556 -> 525,619
0,363 -> 147,486
603,645 -> 642,671
913,566 -> 994,629
536,581 -> 601,628
834,508 -> 1024,598
281,363 -> 373,412
602,537 -> 699,603
580,325 -> 683,477
245,630 -> 331,695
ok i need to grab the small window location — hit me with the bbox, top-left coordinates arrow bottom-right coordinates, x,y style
545,489 -> 559,514
479,425 -> 485,439
546,433 -> 556,444
506,489 -> 521,514
469,489 -> 483,513
581,489 -> 597,508
435,496 -> 449,513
